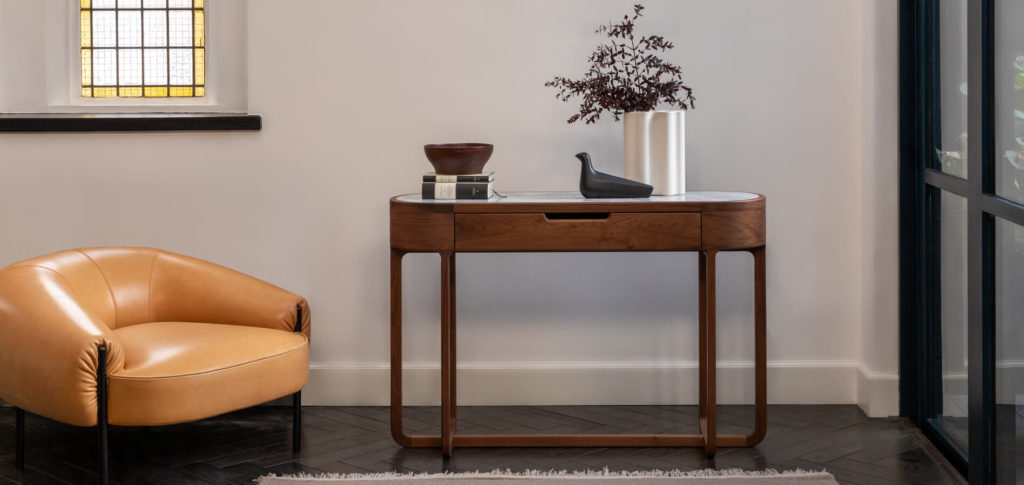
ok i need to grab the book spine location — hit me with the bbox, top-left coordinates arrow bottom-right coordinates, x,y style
423,174 -> 493,183
422,182 -> 493,199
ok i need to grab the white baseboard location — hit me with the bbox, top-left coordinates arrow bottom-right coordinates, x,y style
856,365 -> 899,417
303,360 -> 862,409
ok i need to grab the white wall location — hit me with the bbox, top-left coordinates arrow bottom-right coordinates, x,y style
0,0 -> 899,415
857,0 -> 900,418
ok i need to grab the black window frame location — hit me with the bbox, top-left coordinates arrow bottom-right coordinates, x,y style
899,0 -> 1024,483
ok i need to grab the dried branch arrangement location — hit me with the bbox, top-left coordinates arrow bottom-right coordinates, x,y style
546,4 -> 696,124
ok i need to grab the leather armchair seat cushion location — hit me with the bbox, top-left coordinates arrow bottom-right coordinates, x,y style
108,322 -> 308,426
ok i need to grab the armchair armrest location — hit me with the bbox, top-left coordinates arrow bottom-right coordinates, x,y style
0,265 -> 124,426
149,252 -> 310,337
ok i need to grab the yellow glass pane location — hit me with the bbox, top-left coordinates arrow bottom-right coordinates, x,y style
81,0 -> 90,8
194,48 -> 205,85
169,86 -> 193,97
194,0 -> 203,8
194,87 -> 204,96
144,86 -> 168,97
93,87 -> 117,97
82,87 -> 92,97
194,10 -> 204,47
81,49 -> 92,86
119,87 -> 143,97
80,11 -> 91,48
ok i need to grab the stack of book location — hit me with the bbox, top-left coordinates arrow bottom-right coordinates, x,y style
422,172 -> 495,200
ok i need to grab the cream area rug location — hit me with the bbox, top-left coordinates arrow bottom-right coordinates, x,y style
257,469 -> 839,485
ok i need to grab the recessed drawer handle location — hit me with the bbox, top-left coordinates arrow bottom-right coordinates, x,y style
544,212 -> 611,221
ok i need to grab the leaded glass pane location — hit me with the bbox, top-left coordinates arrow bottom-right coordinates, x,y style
144,49 -> 167,85
143,10 -> 166,47
118,49 -> 142,85
168,10 -> 192,47
118,10 -> 141,47
93,49 -> 116,86
92,11 -> 116,47
169,48 -> 192,85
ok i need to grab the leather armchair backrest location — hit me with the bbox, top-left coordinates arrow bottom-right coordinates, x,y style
7,247 -> 308,334
8,247 -> 164,329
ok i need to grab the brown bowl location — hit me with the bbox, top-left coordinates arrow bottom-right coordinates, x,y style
424,143 -> 494,175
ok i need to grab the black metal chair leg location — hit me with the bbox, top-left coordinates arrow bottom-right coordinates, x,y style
292,304 -> 304,455
15,407 -> 24,470
292,391 -> 302,454
98,345 -> 109,485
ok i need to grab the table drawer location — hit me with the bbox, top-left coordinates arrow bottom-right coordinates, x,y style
455,212 -> 701,252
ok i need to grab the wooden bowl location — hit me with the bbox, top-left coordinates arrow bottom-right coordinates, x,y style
424,143 -> 494,175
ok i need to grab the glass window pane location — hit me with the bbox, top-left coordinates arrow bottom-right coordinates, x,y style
996,0 -> 1024,204
144,48 -> 167,85
169,48 -> 192,85
92,87 -> 117,97
118,87 -> 142,97
193,10 -> 203,47
118,49 -> 142,86
144,86 -> 167,97
92,0 -> 115,8
81,49 -> 92,86
996,218 -> 1024,483
81,11 -> 91,48
934,190 -> 970,455
117,0 -> 140,8
143,0 -> 166,8
92,49 -> 116,86
938,0 -> 969,178
168,10 -> 191,47
169,86 -> 192,96
117,10 -> 141,48
168,0 -> 190,7
194,48 -> 204,85
143,10 -> 166,47
92,11 -> 116,48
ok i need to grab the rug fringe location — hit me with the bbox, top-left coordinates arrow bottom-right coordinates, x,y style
257,467 -> 833,483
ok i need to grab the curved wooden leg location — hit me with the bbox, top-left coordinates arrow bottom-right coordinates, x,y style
390,249 -> 413,447
751,246 -> 767,445
698,254 -> 707,440
699,250 -> 718,457
440,252 -> 456,457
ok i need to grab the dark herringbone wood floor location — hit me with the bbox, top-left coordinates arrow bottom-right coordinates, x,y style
0,405 -> 962,485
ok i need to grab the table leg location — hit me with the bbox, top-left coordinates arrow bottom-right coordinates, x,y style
751,246 -> 767,444
698,252 -> 707,438
440,252 -> 456,457
390,249 -> 412,447
699,250 -> 718,457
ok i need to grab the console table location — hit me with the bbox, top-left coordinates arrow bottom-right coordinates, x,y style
389,191 -> 766,457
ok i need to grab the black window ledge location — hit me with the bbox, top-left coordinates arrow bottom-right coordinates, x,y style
0,113 -> 261,133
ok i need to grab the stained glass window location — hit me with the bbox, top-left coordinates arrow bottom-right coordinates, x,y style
81,0 -> 205,98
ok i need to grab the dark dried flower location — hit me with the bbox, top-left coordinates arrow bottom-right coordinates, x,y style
545,4 -> 695,124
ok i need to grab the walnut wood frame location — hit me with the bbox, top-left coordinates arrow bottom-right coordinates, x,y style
389,193 -> 767,457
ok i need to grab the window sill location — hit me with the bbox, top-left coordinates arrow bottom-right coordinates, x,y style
0,113 -> 261,132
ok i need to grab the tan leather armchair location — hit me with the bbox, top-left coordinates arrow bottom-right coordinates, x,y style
0,247 -> 311,484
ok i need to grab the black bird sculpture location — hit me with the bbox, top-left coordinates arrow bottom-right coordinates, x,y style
575,152 -> 654,198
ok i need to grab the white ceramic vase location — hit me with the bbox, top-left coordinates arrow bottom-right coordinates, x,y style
623,110 -> 686,195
